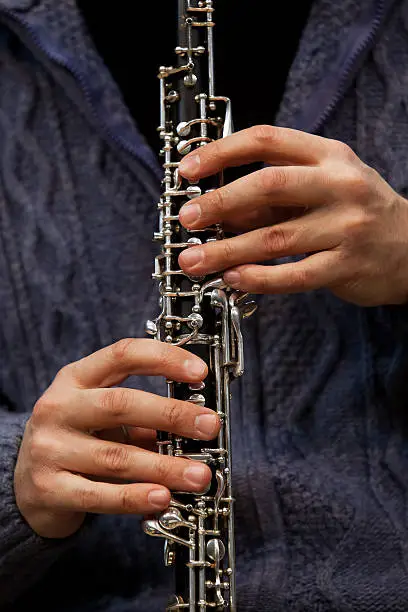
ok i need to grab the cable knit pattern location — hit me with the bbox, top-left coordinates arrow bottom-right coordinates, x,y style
277,0 -> 408,194
317,2 -> 408,196
1,0 -> 408,610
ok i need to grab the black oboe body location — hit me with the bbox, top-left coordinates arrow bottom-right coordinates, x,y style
142,3 -> 256,610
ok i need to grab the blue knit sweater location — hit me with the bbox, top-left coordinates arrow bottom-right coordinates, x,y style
1,0 -> 408,610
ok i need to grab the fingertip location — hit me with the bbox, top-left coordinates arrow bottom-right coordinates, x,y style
184,358 -> 208,380
195,412 -> 221,440
179,202 -> 202,229
178,248 -> 204,275
178,153 -> 200,179
223,269 -> 241,288
148,488 -> 171,510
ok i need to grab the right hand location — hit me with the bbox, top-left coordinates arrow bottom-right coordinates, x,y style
14,338 -> 219,539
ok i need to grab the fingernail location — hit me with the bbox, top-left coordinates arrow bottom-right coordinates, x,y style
179,154 -> 200,177
184,464 -> 210,487
148,489 -> 170,509
195,413 -> 219,438
184,359 -> 207,378
224,270 -> 241,287
179,203 -> 201,227
180,247 -> 204,268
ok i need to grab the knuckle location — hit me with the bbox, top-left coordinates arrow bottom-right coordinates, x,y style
289,266 -> 312,291
55,363 -> 74,382
76,486 -> 102,512
261,225 -> 291,255
118,487 -> 137,512
329,139 -> 357,162
209,138 -> 223,161
31,468 -> 52,497
57,361 -> 86,389
162,400 -> 184,431
153,456 -> 173,482
29,430 -> 52,463
222,239 -> 236,262
343,207 -> 373,239
210,186 -> 226,216
26,415 -> 63,471
252,270 -> 269,294
32,394 -> 58,425
363,163 -> 382,184
251,124 -> 276,146
341,168 -> 371,201
110,338 -> 135,363
95,444 -> 130,476
259,166 -> 289,192
99,388 -> 129,420
157,343 -> 178,373
202,139 -> 223,169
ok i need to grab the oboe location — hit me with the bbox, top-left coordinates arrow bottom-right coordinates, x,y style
142,2 -> 256,610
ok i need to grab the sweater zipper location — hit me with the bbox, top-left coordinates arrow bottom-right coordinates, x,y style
0,8 -> 163,186
308,0 -> 387,134
0,1 -> 390,163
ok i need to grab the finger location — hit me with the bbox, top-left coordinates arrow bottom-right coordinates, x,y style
125,427 -> 157,451
222,205 -> 301,234
55,433 -> 212,493
49,471 -> 172,514
179,166 -> 329,230
178,125 -> 333,181
96,427 -> 157,452
67,387 -> 220,441
60,338 -> 208,389
222,251 -> 345,294
179,208 -> 341,276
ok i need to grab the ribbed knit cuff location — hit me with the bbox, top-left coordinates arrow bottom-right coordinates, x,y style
0,412 -> 84,605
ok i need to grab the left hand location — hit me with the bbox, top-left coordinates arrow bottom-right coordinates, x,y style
177,125 -> 408,307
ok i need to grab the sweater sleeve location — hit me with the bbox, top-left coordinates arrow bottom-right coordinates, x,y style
0,409 -> 88,607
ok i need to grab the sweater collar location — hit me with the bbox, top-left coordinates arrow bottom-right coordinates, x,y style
276,0 -> 398,132
0,0 -> 399,136
0,0 -> 164,180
